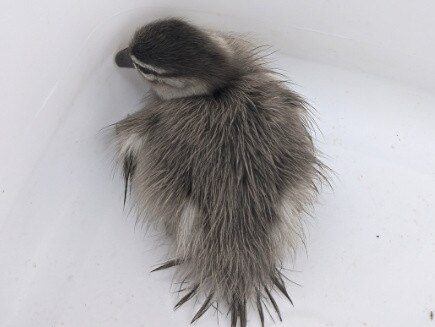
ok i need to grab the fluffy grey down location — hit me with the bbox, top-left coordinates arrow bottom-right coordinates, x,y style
113,18 -> 327,327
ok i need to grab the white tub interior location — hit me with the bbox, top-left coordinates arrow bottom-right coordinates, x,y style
1,1 -> 435,326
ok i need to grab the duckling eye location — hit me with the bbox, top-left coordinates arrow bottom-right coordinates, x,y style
137,65 -> 158,76
130,54 -> 171,76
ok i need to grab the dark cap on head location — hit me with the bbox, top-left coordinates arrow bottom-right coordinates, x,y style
116,18 -> 238,87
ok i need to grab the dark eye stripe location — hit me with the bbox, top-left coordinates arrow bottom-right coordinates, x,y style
136,66 -> 183,78
137,65 -> 158,75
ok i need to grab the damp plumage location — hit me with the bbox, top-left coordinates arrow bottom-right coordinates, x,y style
113,18 -> 327,326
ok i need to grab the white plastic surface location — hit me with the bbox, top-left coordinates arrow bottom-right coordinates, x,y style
1,2 -> 434,327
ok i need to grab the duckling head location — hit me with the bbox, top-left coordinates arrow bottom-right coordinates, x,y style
115,18 -> 238,100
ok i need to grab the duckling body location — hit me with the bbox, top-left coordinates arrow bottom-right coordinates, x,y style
114,18 -> 325,326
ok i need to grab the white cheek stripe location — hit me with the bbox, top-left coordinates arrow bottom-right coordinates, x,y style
130,55 -> 168,74
136,67 -> 186,87
137,69 -> 157,81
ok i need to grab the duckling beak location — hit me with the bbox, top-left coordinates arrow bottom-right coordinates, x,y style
115,48 -> 134,68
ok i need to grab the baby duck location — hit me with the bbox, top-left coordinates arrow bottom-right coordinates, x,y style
114,18 -> 325,327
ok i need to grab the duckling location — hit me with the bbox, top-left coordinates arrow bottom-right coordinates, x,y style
113,18 -> 326,327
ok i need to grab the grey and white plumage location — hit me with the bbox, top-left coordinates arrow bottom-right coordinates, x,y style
113,18 -> 326,326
